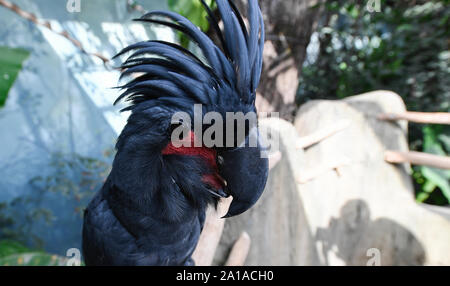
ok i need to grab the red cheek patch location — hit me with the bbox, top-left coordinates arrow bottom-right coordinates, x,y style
162,131 -> 224,190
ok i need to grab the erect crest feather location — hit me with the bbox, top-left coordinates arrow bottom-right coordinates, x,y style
114,0 -> 264,113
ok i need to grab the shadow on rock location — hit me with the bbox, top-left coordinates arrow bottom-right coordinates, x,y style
316,200 -> 426,266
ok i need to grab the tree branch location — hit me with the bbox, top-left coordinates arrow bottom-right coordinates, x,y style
296,120 -> 351,150
385,151 -> 450,170
378,112 -> 450,125
0,0 -> 110,65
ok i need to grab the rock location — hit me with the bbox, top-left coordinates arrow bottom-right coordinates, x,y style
213,118 -> 319,266
295,91 -> 450,266
215,91 -> 450,266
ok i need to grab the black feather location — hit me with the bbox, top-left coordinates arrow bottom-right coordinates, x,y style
83,0 -> 265,266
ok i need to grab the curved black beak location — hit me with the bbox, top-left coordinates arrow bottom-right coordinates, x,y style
218,128 -> 269,218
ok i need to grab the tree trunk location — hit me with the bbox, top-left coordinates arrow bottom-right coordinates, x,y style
236,0 -> 324,121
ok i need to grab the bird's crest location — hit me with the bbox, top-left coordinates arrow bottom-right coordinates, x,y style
113,0 -> 264,114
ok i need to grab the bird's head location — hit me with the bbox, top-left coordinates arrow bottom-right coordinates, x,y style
111,0 -> 267,219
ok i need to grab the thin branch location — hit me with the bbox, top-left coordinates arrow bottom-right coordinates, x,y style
378,112 -> 450,125
297,157 -> 352,184
385,151 -> 450,170
0,0 -> 110,65
296,120 -> 351,150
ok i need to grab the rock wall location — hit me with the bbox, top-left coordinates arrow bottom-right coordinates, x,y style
213,119 -> 318,266
216,91 -> 450,266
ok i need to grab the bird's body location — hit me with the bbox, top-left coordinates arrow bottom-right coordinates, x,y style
82,0 -> 268,266
83,178 -> 203,265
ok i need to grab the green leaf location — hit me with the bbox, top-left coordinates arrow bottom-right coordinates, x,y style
339,62 -> 348,70
420,126 -> 450,202
421,167 -> 450,201
167,0 -> 216,48
0,46 -> 30,108
347,4 -> 359,19
0,240 -> 31,258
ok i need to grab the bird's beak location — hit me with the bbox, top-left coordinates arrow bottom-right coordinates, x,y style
218,128 -> 269,218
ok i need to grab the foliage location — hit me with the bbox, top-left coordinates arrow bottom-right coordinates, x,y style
167,0 -> 216,47
0,252 -> 70,266
0,240 -> 69,266
0,240 -> 31,258
298,0 -> 450,204
0,46 -> 30,108
414,125 -> 450,204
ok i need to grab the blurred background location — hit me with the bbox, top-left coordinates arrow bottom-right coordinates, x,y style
0,0 -> 448,265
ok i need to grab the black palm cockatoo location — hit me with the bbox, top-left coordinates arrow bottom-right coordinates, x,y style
82,0 -> 268,266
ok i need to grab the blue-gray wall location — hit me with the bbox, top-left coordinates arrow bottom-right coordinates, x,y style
0,0 -> 170,256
